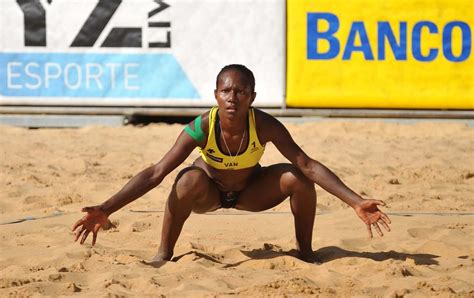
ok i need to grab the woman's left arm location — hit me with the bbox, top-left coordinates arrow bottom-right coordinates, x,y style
258,112 -> 391,237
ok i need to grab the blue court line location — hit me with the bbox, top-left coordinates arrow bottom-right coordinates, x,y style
1,210 -> 472,225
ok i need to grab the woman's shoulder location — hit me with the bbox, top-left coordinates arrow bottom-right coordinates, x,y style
253,107 -> 278,126
198,110 -> 211,133
252,108 -> 283,144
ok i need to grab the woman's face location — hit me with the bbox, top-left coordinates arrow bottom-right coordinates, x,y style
214,70 -> 256,119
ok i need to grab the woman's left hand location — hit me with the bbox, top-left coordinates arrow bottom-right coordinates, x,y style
354,199 -> 391,238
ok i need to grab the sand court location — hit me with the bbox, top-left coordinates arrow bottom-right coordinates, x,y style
0,119 -> 473,296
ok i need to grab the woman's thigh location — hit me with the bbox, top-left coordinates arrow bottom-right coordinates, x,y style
173,166 -> 222,214
235,163 -> 311,212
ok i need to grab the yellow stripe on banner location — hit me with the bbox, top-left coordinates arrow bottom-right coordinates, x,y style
287,0 -> 474,109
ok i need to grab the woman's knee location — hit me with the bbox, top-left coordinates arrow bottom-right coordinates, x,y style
174,167 -> 210,199
280,164 -> 315,195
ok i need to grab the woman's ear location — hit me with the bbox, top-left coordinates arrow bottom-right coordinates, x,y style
250,91 -> 257,104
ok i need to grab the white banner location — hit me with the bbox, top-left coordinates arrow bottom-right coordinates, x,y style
0,0 -> 285,107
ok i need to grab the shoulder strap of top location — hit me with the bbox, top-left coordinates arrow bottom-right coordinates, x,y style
206,107 -> 218,144
208,107 -> 218,131
248,108 -> 257,138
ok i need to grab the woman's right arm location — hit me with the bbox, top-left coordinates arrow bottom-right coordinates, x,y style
72,121 -> 205,245
99,130 -> 197,215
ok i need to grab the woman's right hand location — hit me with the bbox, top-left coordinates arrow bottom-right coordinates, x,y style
72,206 -> 111,245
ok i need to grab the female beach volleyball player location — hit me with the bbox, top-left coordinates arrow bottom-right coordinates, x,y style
73,64 -> 391,263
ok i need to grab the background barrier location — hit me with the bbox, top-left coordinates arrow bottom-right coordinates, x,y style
287,0 -> 473,109
0,0 -> 285,107
1,0 -> 473,111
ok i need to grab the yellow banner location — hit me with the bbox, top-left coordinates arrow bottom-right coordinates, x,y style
287,0 -> 474,109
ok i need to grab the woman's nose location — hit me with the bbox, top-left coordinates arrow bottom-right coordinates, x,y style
228,90 -> 237,101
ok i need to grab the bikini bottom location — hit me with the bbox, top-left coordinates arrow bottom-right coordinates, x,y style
219,191 -> 241,209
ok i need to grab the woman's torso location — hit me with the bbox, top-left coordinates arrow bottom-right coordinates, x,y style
194,107 -> 265,191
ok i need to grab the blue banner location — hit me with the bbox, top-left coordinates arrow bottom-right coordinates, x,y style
0,53 -> 199,99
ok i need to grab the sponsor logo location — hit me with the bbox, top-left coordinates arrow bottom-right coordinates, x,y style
250,141 -> 260,153
16,0 -> 171,48
206,153 -> 223,163
307,12 -> 472,62
0,53 -> 198,98
1,0 -> 199,99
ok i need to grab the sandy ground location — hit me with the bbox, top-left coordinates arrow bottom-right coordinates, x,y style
0,119 -> 473,297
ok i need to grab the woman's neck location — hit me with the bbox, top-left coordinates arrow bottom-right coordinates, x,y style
218,110 -> 247,136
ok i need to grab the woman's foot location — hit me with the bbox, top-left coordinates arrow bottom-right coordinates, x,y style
298,250 -> 322,264
142,250 -> 173,267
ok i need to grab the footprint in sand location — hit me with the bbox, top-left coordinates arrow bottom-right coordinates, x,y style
56,194 -> 83,206
238,277 -> 321,295
22,174 -> 51,187
104,278 -> 130,290
67,283 -> 81,293
385,264 -> 422,278
130,220 -> 153,232
23,196 -> 41,204
447,223 -> 468,230
48,273 -> 63,282
113,254 -> 141,265
66,262 -> 86,273
21,197 -> 52,211
0,277 -> 41,288
56,157 -> 87,175
65,250 -> 93,260
28,266 -> 45,272
407,227 -> 445,240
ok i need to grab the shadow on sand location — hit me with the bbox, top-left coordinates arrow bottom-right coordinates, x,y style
143,245 -> 439,268
313,246 -> 439,265
230,245 -> 439,267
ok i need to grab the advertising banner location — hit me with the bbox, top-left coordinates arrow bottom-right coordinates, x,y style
0,0 -> 285,107
287,0 -> 473,109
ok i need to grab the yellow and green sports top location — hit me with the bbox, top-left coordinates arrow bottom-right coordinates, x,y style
184,107 -> 265,170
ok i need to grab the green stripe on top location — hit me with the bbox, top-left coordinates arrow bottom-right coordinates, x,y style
184,115 -> 205,142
